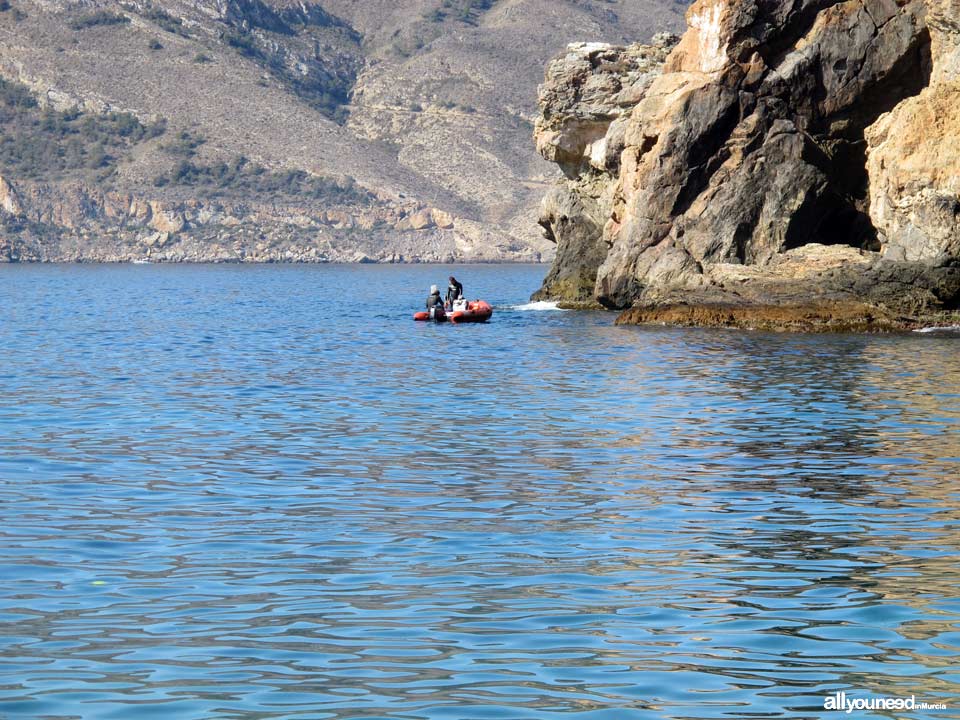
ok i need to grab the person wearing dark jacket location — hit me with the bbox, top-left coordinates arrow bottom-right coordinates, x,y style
426,285 -> 445,318
446,276 -> 463,307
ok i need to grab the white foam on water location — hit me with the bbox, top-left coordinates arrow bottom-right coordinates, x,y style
914,325 -> 960,334
509,301 -> 566,311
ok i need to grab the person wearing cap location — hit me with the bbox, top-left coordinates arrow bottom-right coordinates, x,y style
445,276 -> 463,308
426,284 -> 445,318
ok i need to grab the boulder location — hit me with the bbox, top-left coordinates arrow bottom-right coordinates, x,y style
129,199 -> 152,223
142,231 -> 171,248
148,202 -> 186,234
407,209 -> 434,230
430,208 -> 455,229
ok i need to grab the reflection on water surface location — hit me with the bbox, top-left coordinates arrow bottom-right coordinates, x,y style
0,264 -> 958,719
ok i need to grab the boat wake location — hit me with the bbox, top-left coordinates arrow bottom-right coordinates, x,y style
914,325 -> 960,334
508,301 -> 566,311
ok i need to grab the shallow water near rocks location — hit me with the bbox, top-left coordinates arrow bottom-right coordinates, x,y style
1,263 -> 959,720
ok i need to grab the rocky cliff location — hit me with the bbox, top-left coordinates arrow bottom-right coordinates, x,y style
533,0 -> 960,330
0,175 -> 514,263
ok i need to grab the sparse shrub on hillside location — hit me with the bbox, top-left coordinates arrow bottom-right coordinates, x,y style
162,131 -> 206,159
390,23 -> 438,59
194,52 -> 212,63
0,78 -> 37,112
1,2 -> 25,21
0,78 -> 166,181
224,31 -> 261,59
152,156 -> 375,205
287,76 -> 350,123
222,29 -> 347,118
146,118 -> 168,138
148,39 -> 163,50
1,214 -> 61,242
228,1 -> 292,35
69,10 -> 130,30
427,0 -> 498,25
86,142 -> 109,169
323,103 -> 349,125
142,6 -> 190,37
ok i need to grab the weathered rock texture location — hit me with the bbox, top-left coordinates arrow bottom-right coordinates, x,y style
532,34 -> 678,301
533,0 -> 960,329
0,176 -> 534,264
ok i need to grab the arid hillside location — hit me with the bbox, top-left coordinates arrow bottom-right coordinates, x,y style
0,0 -> 684,262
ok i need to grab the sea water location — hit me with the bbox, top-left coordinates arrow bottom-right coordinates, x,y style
0,263 -> 958,719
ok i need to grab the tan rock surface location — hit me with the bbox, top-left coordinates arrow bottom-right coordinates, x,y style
0,175 -> 23,216
865,4 -> 960,265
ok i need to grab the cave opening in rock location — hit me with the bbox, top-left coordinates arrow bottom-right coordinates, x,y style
783,196 -> 879,252
792,27 -> 934,252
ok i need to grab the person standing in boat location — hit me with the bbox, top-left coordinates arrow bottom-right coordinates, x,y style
426,285 -> 445,319
445,276 -> 463,309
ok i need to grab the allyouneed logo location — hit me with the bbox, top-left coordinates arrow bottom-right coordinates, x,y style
824,691 -> 947,713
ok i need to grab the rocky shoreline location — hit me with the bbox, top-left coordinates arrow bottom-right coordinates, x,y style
0,176 -> 547,264
531,0 -> 960,331
615,303 -> 960,334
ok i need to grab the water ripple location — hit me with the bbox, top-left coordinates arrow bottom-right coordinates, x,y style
0,264 -> 958,718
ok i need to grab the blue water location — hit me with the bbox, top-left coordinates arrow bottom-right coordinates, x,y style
1,263 -> 959,720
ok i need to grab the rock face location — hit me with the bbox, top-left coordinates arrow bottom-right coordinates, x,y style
0,175 -> 23,216
866,0 -> 960,266
0,179 -> 540,264
533,35 -> 678,301
533,0 -> 960,329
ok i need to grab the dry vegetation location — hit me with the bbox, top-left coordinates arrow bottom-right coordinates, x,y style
0,77 -> 164,181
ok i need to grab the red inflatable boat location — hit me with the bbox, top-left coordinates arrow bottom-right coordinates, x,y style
414,300 -> 493,324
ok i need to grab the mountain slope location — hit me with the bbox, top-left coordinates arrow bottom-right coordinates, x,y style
0,0 -> 684,262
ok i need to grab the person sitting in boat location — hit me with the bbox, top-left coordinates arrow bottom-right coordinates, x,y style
445,276 -> 463,308
426,285 -> 445,318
